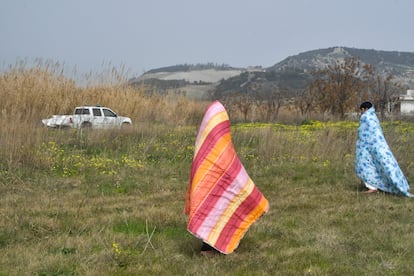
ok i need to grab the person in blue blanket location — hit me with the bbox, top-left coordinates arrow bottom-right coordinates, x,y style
355,101 -> 412,197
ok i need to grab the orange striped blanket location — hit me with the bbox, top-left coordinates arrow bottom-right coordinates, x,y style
185,101 -> 269,254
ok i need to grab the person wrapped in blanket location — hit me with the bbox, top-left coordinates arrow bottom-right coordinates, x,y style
355,101 -> 412,197
185,101 -> 269,256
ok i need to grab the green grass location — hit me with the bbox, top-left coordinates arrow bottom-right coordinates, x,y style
1,121 -> 414,275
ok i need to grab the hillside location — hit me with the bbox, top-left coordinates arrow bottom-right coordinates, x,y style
128,47 -> 414,100
128,64 -> 264,100
268,47 -> 414,87
134,63 -> 245,83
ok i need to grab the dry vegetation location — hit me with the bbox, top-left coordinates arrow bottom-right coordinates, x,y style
0,62 -> 206,170
1,63 -> 414,275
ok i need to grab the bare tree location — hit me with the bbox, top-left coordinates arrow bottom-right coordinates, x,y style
367,74 -> 404,120
251,82 -> 285,121
307,57 -> 368,119
298,82 -> 319,118
236,93 -> 253,122
221,92 -> 254,122
266,84 -> 286,121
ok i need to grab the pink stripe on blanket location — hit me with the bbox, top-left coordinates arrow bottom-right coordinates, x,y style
194,165 -> 248,239
188,148 -> 240,231
195,103 -> 226,143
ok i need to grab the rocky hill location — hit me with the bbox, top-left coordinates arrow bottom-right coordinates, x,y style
128,47 -> 414,100
268,47 -> 414,87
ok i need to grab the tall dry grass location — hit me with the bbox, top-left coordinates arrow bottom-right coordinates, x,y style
0,61 -> 208,170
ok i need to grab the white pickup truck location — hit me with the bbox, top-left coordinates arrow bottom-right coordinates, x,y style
42,106 -> 132,129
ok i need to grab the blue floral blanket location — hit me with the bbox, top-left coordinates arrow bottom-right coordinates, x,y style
355,107 -> 412,197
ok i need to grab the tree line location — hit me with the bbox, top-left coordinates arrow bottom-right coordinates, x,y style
220,57 -> 404,122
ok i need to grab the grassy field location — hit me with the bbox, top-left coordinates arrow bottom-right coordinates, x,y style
1,65 -> 414,275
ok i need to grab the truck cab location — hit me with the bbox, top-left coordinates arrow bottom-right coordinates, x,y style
72,106 -> 132,129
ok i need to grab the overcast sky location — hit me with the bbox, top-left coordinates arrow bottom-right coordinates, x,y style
1,0 -> 413,79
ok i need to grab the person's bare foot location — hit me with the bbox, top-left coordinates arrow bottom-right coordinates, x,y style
363,189 -> 378,194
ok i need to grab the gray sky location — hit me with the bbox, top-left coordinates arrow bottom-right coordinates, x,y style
1,0 -> 413,79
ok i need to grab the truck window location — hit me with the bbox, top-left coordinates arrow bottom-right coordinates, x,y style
103,109 -> 116,117
93,108 -> 102,116
75,108 -> 90,115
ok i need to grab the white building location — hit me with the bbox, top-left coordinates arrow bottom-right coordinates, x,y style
400,90 -> 414,115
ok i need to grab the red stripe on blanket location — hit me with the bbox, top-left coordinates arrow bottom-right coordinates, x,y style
214,186 -> 264,251
188,150 -> 242,232
190,120 -> 230,180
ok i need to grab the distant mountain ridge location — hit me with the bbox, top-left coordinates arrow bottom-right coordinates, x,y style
129,47 -> 414,100
271,47 -> 414,71
269,47 -> 414,86
144,63 -> 236,74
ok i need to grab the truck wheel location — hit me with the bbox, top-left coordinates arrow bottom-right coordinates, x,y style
121,122 -> 131,129
81,122 -> 92,129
